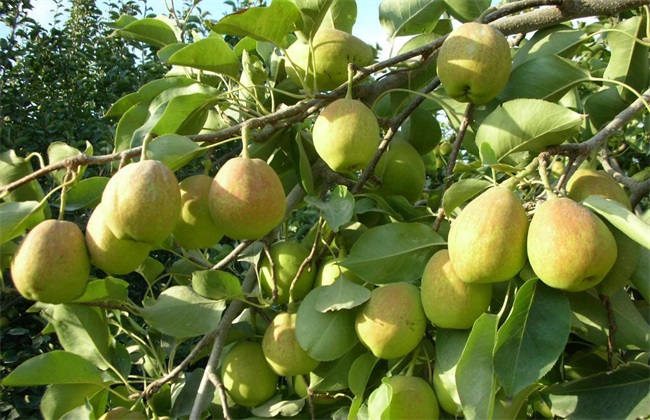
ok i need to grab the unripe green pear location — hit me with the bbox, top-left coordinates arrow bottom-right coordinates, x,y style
221,340 -> 278,407
528,198 -> 617,292
567,168 -> 631,210
433,367 -> 462,416
173,175 -> 224,249
285,28 -> 373,91
355,282 -> 426,359
448,187 -> 529,283
312,98 -> 379,173
85,203 -> 151,275
368,375 -> 440,420
421,250 -> 492,329
259,241 -> 316,304
11,219 -> 90,303
98,407 -> 147,420
437,22 -> 511,104
314,255 -> 366,287
101,160 -> 181,245
209,157 -> 286,240
262,312 -> 320,377
373,141 -> 426,203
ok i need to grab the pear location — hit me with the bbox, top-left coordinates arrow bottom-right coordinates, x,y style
259,241 -> 316,304
527,198 -> 617,292
221,340 -> 278,407
355,282 -> 426,359
11,219 -> 90,303
433,367 -> 462,416
448,187 -> 529,283
85,203 -> 151,275
101,160 -> 181,245
98,407 -> 146,420
314,255 -> 366,287
173,175 -> 224,249
368,375 -> 440,419
285,28 -> 373,91
373,140 -> 426,203
421,250 -> 492,329
262,312 -> 320,377
292,375 -> 337,405
312,98 -> 379,173
567,168 -> 631,210
209,157 -> 286,240
437,22 -> 511,104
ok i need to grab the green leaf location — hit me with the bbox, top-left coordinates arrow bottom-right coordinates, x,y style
106,77 -> 197,118
582,195 -> 650,250
72,277 -> 129,304
0,201 -> 47,243
140,286 -> 226,338
367,379 -> 394,418
435,329 -> 471,408
443,0 -> 490,22
320,0 -> 356,33
310,342 -> 366,391
512,25 -> 586,68
191,270 -> 244,300
499,55 -> 590,103
342,222 -> 445,284
314,277 -> 371,312
441,178 -> 492,216
149,91 -> 218,136
456,313 -> 498,420
47,142 -> 83,185
136,257 -> 166,287
545,362 -> 650,419
64,177 -> 109,211
114,102 -> 150,153
296,286 -> 359,361
584,87 -> 630,134
144,134 -> 204,172
1,351 -> 104,386
379,0 -> 446,38
493,279 -> 571,397
0,150 -> 47,204
251,395 -> 305,417
208,0 -> 302,47
294,131 -> 315,196
349,352 -> 379,396
291,0 -> 335,41
631,246 -> 650,300
305,185 -> 354,232
475,99 -> 582,162
40,384 -> 105,420
112,16 -> 179,48
164,37 -> 240,78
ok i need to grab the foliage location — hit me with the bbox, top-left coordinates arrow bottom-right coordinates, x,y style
1,0 -> 649,419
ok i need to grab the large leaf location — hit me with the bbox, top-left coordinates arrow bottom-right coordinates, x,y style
63,177 -> 109,211
475,99 -> 582,162
105,77 -> 197,118
73,277 -> 129,304
1,351 -> 104,386
314,277 -> 370,312
443,0 -> 490,22
512,25 -> 586,68
318,0 -> 357,34
544,362 -> 650,419
291,0 -> 334,41
144,134 -> 204,172
582,195 -> 650,250
47,142 -> 85,185
379,0 -> 446,38
149,92 -> 217,136
191,270 -> 244,301
342,222 -> 445,284
441,178 -> 492,216
40,384 -> 105,420
584,87 -> 630,134
162,37 -> 240,78
0,150 -> 46,204
114,102 -> 150,153
0,201 -> 47,243
140,286 -> 226,338
111,16 -> 179,48
304,185 -> 354,232
435,329 -> 471,409
208,0 -> 302,48
493,279 -> 571,397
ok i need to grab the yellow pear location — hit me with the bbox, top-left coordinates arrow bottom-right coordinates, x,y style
448,187 -> 529,283
369,375 -> 440,420
527,198 -> 617,292
221,340 -> 278,407
262,312 -> 320,377
101,160 -> 181,245
173,175 -> 223,249
567,168 -> 631,210
373,140 -> 426,203
11,220 -> 90,303
209,157 -> 286,240
259,241 -> 316,304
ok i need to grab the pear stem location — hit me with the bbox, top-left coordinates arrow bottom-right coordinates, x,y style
346,64 -> 354,100
538,152 -> 558,199
241,124 -> 251,159
140,133 -> 153,161
501,157 -> 540,190
600,294 -> 617,370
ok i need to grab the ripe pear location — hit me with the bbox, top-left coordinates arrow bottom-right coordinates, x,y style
373,140 -> 426,203
433,367 -> 462,416
262,312 -> 320,377
259,241 -> 316,304
173,175 -> 224,249
312,98 -> 379,173
567,168 -> 631,210
421,250 -> 492,329
527,198 -> 617,292
368,375 -> 440,420
221,340 -> 278,407
437,22 -> 511,104
209,157 -> 286,240
85,203 -> 151,275
11,220 -> 90,303
101,160 -> 181,245
355,282 -> 426,359
448,187 -> 529,283
285,28 -> 373,91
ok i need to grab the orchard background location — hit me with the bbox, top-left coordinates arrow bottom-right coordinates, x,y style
0,0 -> 649,419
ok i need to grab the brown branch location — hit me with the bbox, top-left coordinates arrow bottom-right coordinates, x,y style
598,151 -> 650,209
484,0 -> 564,24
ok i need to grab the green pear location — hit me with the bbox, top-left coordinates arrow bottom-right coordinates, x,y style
368,375 -> 440,420
355,282 -> 426,359
259,241 -> 316,304
448,187 -> 529,283
209,157 -> 286,240
421,249 -> 492,329
314,255 -> 366,287
285,28 -> 373,91
312,98 -> 379,173
11,219 -> 90,303
567,168 -> 632,209
98,407 -> 147,420
433,367 -> 462,416
101,160 -> 181,245
373,141 -> 426,203
221,340 -> 278,407
173,175 -> 224,249
262,312 -> 320,377
527,198 -> 617,292
85,203 -> 151,275
437,22 -> 511,104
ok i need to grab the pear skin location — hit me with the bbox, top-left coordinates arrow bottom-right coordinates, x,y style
567,168 -> 631,210
259,241 -> 315,304
173,175 -> 223,249
374,141 -> 426,204
262,312 -> 320,377
221,340 -> 278,407
369,375 -> 440,420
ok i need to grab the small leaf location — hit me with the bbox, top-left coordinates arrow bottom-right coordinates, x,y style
379,0 -> 446,38
40,384 -> 105,420
106,77 -> 196,118
47,142 -> 83,184
348,352 -> 379,396
443,0 -> 490,22
294,132 -> 315,196
320,0 -> 357,33
251,395 -> 305,417
191,270 -> 243,300
0,150 -> 47,203
63,177 -> 109,211
1,351 -> 104,386
0,201 -> 47,243
291,0 -> 335,41
164,37 -> 240,78
367,379 -> 393,418
114,102 -> 150,153
72,277 -> 129,304
140,286 -> 226,338
435,329 -> 471,408
314,277 -> 371,312
144,134 -> 204,172
304,185 -> 354,232
441,178 -> 492,216
149,90 -> 219,136
112,16 -> 179,48
512,25 -> 586,68
582,195 -> 650,250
